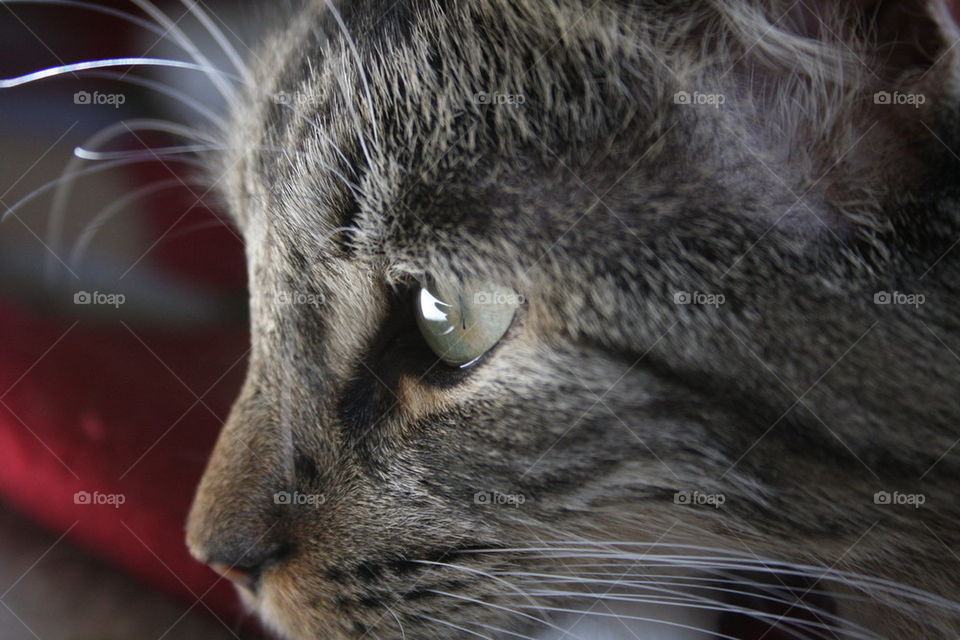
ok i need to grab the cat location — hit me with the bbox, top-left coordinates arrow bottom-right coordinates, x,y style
178,0 -> 960,638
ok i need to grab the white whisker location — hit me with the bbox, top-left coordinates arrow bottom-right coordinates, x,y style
0,57 -> 241,89
178,0 -> 249,82
412,613 -> 495,640
74,143 -> 221,161
128,0 -> 237,102
68,178 -> 191,267
84,71 -> 227,129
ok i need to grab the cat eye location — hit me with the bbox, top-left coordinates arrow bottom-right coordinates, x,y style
414,279 -> 520,367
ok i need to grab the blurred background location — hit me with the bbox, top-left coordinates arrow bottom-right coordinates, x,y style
0,1 -> 268,637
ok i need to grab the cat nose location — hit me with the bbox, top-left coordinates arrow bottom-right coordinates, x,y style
193,539 -> 291,592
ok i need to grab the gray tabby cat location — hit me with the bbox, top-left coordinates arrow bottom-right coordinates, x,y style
184,0 -> 960,638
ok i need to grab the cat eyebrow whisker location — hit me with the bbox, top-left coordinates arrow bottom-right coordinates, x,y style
2,0 -> 174,42
25,119 -> 216,281
74,143 -> 225,162
68,177 -> 211,269
0,57 -> 243,90
83,71 -> 228,131
176,0 -> 250,84
128,0 -> 238,103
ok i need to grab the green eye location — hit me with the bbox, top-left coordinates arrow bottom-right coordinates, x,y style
414,279 -> 521,367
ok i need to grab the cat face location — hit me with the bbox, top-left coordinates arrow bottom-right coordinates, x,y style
187,1 -> 960,638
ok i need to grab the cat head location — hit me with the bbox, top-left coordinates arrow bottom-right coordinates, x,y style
187,1 -> 960,637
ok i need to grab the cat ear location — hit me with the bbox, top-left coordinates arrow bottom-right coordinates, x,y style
792,0 -> 960,102
733,1 -> 960,232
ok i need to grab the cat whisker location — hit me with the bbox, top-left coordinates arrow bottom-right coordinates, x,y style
409,559 -> 549,623
2,0 -> 173,41
423,589 -> 569,637
68,178 -> 199,268
36,118 -> 214,281
411,613 -> 496,640
0,57 -> 242,89
462,543 -> 960,627
84,71 -> 227,130
379,600 -> 407,640
506,588 -> 873,640
177,0 -> 250,83
128,0 -> 237,102
414,612 -> 543,640
74,144 -> 223,161
508,601 -> 747,640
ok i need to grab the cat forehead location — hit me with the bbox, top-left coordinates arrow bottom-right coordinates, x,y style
222,0 -> 695,249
